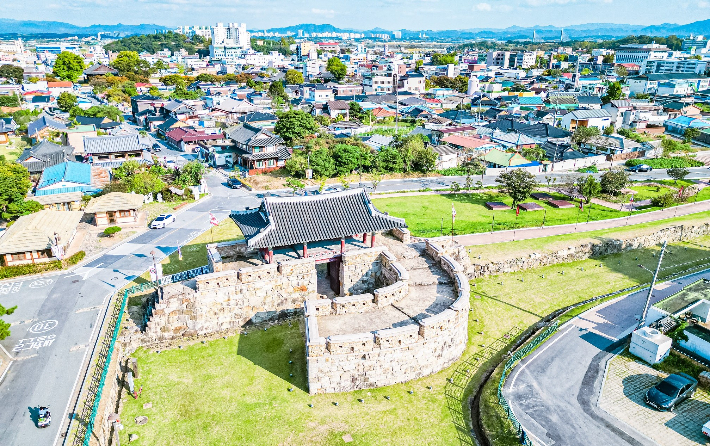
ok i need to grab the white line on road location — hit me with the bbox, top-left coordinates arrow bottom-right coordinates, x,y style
72,263 -> 104,281
0,340 -> 15,360
509,325 -> 575,392
75,306 -> 102,313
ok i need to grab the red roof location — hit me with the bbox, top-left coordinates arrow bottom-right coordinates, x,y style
439,126 -> 476,134
47,81 -> 73,88
135,83 -> 151,87
166,127 -> 224,143
442,135 -> 494,149
619,63 -> 640,70
318,42 -> 339,46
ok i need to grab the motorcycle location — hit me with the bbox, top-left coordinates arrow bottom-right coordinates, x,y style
37,406 -> 51,428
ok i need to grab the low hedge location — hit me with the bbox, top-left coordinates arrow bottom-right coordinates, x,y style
626,157 -> 704,168
0,250 -> 86,279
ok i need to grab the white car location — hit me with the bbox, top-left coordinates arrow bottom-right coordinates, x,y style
150,214 -> 175,229
703,419 -> 710,438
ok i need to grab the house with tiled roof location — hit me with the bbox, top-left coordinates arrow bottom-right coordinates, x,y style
83,134 -> 147,165
0,210 -> 84,266
0,118 -> 17,144
236,112 -> 278,129
227,123 -> 290,174
75,116 -> 121,130
35,161 -> 95,196
63,125 -> 98,155
441,134 -> 499,153
84,192 -> 145,227
17,140 -> 74,175
165,127 -> 227,153
560,109 -> 612,131
83,64 -> 118,77
27,114 -> 67,143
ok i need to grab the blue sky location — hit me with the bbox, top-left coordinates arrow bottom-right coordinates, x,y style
6,0 -> 708,30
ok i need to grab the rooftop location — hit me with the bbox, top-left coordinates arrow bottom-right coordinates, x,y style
0,210 -> 83,255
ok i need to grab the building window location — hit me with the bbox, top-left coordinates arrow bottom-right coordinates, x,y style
256,161 -> 264,168
10,253 -> 25,261
119,210 -> 132,217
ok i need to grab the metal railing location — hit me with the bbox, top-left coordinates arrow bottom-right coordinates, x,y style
71,263 -> 212,445
497,321 -> 559,446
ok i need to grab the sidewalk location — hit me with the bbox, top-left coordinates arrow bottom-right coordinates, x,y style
453,198 -> 710,246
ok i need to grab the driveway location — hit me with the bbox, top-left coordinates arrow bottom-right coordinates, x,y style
503,270 -> 710,446
0,172 -> 255,446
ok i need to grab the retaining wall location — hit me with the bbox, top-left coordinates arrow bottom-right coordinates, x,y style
305,240 -> 470,394
468,222 -> 710,279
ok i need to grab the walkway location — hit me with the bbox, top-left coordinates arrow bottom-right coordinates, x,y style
453,198 -> 710,246
503,270 -> 710,446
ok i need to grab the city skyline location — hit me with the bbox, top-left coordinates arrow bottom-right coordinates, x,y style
2,0 -> 708,31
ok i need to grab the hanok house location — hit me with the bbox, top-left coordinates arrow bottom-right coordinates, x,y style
228,123 -> 291,174
27,114 -> 67,144
83,64 -> 119,78
165,127 -> 226,153
83,135 -> 147,166
84,192 -> 145,227
17,140 -> 74,176
0,210 -> 83,266
230,188 -> 406,293
0,118 -> 17,144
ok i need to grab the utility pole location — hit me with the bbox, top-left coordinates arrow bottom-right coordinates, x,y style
638,241 -> 667,329
393,72 -> 399,135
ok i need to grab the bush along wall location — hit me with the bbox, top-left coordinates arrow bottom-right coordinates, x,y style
0,251 -> 86,279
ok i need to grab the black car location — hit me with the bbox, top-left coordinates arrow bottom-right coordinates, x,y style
644,373 -> 698,411
627,164 -> 653,172
152,143 -> 162,152
227,178 -> 242,189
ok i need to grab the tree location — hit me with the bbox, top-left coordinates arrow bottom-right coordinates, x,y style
683,127 -> 701,144
310,148 -> 336,178
572,126 -> 601,147
57,92 -> 77,112
285,177 -> 305,196
174,160 -> 205,187
103,226 -> 122,237
148,86 -> 162,97
70,105 -> 123,122
111,51 -> 152,78
580,68 -> 593,75
0,64 -> 24,84
170,86 -> 202,100
633,93 -> 652,100
667,167 -> 690,184
600,167 -> 629,195
602,54 -> 615,64
0,161 -> 33,220
495,169 -> 537,208
152,60 -> 168,71
411,145 -> 437,173
521,145 -> 547,162
604,124 -> 615,135
331,144 -> 371,176
576,175 -> 601,204
160,74 -> 186,88
614,65 -> 629,78
0,94 -> 20,107
326,57 -> 347,82
53,51 -> 84,82
0,303 -> 17,341
430,52 -> 457,65
285,69 -> 304,85
602,81 -> 624,104
376,146 -> 404,173
371,171 -> 383,193
268,81 -> 288,103
195,73 -> 216,83
274,110 -> 319,146
415,60 -> 423,72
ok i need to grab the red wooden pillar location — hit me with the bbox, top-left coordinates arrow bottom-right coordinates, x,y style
340,238 -> 345,254
268,249 -> 274,264
362,233 -> 367,244
370,232 -> 376,247
303,242 -> 308,258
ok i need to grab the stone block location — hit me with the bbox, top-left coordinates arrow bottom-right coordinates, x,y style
373,281 -> 408,307
304,299 -> 333,317
326,333 -> 375,354
239,263 -> 279,283
374,324 -> 421,348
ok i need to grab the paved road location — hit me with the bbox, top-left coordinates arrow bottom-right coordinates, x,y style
0,172 -> 256,446
504,269 -> 710,446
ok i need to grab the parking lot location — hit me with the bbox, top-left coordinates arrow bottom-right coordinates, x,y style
600,353 -> 710,446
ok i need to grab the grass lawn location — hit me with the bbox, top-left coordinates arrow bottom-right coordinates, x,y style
160,218 -> 243,275
628,185 -> 676,200
118,226 -> 710,446
372,191 -> 655,237
0,136 -> 28,162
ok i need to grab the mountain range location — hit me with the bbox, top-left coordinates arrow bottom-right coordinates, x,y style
2,18 -> 710,40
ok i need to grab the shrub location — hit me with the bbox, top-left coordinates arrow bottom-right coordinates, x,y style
103,226 -> 122,237
438,166 -> 468,176
625,157 -> 703,169
0,260 -> 62,279
651,193 -> 676,208
64,251 -> 86,266
576,164 -> 598,173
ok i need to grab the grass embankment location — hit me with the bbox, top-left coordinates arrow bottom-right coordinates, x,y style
373,191 -> 657,237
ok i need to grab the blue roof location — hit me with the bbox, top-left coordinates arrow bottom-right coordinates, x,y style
35,186 -> 98,196
666,116 -> 697,127
690,119 -> 710,129
28,115 -> 67,137
37,161 -> 91,189
518,97 -> 544,105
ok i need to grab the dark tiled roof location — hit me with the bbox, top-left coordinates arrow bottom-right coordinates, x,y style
228,123 -> 284,148
84,64 -> 118,76
84,135 -> 146,155
28,115 -> 67,137
235,146 -> 291,161
237,112 -> 278,123
230,188 -> 406,249
75,116 -> 120,129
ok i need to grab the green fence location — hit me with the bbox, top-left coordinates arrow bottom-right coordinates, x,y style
497,321 -> 559,446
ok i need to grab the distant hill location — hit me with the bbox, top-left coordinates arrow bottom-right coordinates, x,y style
0,18 -> 168,37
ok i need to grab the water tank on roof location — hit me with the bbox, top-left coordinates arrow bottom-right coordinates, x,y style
630,327 -> 672,365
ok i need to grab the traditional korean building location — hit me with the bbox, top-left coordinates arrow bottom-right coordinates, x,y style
230,189 -> 407,290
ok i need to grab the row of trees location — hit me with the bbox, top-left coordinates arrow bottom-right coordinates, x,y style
100,159 -> 204,197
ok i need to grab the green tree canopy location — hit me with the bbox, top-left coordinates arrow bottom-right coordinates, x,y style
285,69 -> 304,85
430,52 -> 457,65
53,52 -> 84,82
572,126 -> 601,146
110,51 -> 152,79
495,169 -> 537,208
174,160 -> 205,188
600,167 -> 629,195
274,110 -> 319,146
576,175 -> 601,204
268,81 -> 288,102
522,145 -> 547,162
57,92 -> 77,112
160,74 -> 187,88
331,144 -> 372,176
326,57 -> 347,82
0,161 -> 34,220
0,64 -> 24,84
667,167 -> 690,183
602,81 -> 624,104
0,303 -> 17,341
70,105 -> 123,122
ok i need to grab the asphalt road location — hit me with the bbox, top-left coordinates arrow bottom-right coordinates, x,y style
504,269 -> 710,446
0,172 -> 255,446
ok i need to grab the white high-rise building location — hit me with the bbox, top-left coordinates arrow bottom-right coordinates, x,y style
210,23 -> 251,62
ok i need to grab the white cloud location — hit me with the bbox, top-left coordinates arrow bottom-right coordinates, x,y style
474,2 -> 492,10
699,0 -> 710,7
311,8 -> 336,18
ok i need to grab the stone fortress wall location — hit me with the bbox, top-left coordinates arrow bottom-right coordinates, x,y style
305,239 -> 470,394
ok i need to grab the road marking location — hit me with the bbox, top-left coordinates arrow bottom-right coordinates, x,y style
70,344 -> 87,352
0,281 -> 23,294
72,262 -> 104,280
76,306 -> 102,313
13,334 -> 56,351
29,278 -> 53,288
29,320 -> 58,334
509,325 -> 574,392
14,354 -> 38,361
10,319 -> 34,326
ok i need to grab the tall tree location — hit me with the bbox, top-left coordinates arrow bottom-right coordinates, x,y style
53,52 -> 84,82
0,64 -> 24,84
0,303 -> 17,341
495,169 -> 537,208
110,51 -> 152,78
576,175 -> 601,204
600,167 -> 629,195
285,69 -> 304,85
602,81 -> 624,104
274,110 -> 319,146
0,161 -> 35,220
57,92 -> 77,112
326,57 -> 347,82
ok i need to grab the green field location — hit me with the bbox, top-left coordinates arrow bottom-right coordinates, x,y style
118,219 -> 710,446
372,192 -> 653,237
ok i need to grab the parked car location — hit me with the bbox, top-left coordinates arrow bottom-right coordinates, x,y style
627,164 -> 653,172
152,143 -> 162,152
227,178 -> 242,189
323,185 -> 344,194
150,214 -> 176,229
703,419 -> 710,438
644,373 -> 697,411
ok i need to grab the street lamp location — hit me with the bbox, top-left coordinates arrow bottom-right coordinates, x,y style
638,241 -> 667,329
